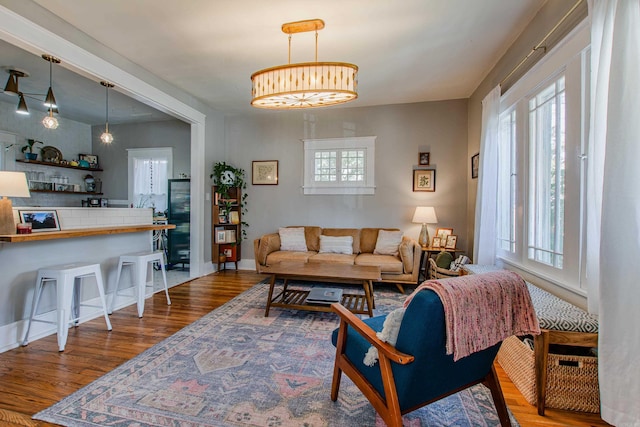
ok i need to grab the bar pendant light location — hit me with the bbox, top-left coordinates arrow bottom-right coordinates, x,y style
100,81 -> 114,144
41,54 -> 59,108
16,94 -> 29,115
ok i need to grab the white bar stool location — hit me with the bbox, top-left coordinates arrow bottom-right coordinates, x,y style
110,251 -> 171,318
22,262 -> 113,352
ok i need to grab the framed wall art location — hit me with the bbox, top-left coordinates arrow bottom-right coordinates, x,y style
413,169 -> 435,192
435,227 -> 453,241
19,210 -> 60,232
419,152 -> 430,166
445,235 -> 458,249
79,153 -> 99,168
471,153 -> 479,179
252,160 -> 278,185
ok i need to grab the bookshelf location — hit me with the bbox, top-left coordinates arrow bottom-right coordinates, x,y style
212,185 -> 242,270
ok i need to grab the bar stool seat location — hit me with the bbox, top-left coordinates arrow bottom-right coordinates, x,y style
110,251 -> 171,318
22,262 -> 112,352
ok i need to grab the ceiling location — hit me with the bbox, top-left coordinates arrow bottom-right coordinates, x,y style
1,0 -> 545,124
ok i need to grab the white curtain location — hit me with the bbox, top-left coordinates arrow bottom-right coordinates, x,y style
473,85 -> 501,264
588,1 -> 640,425
133,158 -> 168,213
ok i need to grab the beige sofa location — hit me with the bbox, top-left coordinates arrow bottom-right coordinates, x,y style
253,226 -> 421,292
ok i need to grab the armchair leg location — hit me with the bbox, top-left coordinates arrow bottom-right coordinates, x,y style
331,319 -> 348,402
483,364 -> 512,427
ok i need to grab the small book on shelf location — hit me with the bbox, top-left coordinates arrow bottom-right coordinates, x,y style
229,211 -> 239,224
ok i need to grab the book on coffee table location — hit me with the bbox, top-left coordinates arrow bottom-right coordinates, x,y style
306,287 -> 343,305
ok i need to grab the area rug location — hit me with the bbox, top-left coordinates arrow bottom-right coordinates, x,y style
35,280 -> 518,427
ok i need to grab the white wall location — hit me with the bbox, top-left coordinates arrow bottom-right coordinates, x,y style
226,100 -> 469,261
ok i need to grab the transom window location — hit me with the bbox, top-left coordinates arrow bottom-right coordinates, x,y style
303,136 -> 375,195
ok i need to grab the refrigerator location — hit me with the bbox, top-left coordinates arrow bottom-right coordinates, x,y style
167,179 -> 190,268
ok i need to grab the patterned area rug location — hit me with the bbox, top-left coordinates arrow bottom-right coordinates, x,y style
35,281 -> 518,427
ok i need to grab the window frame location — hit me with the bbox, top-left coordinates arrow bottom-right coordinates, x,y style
302,136 -> 376,195
496,22 -> 589,294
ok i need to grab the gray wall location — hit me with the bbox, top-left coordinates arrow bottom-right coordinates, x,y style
225,100 -> 469,260
90,120 -> 191,201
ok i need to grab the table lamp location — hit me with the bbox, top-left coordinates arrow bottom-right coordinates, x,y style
0,171 -> 31,235
412,206 -> 437,247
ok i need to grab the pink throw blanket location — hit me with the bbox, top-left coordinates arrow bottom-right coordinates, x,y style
404,271 -> 540,361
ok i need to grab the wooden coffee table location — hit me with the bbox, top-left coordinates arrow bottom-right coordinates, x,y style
260,262 -> 381,317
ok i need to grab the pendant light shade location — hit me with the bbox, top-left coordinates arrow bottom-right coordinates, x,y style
16,94 -> 29,115
251,19 -> 358,109
100,81 -> 114,144
44,86 -> 57,109
42,110 -> 59,129
3,70 -> 21,95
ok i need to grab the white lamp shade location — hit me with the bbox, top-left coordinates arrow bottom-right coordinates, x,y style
412,206 -> 437,224
0,171 -> 31,197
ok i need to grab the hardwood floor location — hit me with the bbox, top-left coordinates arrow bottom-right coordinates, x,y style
0,270 -> 610,427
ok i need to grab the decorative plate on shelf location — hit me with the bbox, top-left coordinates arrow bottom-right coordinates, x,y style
40,146 -> 63,163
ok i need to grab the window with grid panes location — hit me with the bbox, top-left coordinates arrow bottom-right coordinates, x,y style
303,136 -> 376,195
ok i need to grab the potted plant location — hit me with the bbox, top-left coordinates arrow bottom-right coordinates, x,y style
211,161 -> 248,242
21,139 -> 43,161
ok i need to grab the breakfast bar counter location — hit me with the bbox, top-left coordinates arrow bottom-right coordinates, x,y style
0,223 -> 175,243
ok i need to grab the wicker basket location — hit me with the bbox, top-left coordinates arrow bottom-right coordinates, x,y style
497,335 -> 600,413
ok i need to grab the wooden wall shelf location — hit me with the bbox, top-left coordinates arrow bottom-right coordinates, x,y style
16,159 -> 103,172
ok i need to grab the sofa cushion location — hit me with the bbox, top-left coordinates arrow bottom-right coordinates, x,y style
319,235 -> 354,254
266,250 -> 317,265
360,228 -> 400,254
355,253 -> 403,273
322,228 -> 360,253
278,227 -> 307,252
373,230 -> 404,256
399,237 -> 415,274
308,253 -> 357,265
288,226 -> 322,252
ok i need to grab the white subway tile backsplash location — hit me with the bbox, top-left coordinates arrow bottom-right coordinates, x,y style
12,207 -> 152,230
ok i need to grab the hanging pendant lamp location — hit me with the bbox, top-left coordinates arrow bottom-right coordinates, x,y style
41,55 -> 60,129
100,81 -> 114,144
16,93 -> 29,115
250,19 -> 358,109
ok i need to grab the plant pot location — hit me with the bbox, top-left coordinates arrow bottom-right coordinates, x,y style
24,153 -> 37,161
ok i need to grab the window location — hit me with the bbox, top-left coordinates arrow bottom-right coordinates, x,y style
496,23 -> 588,292
303,136 -> 375,195
127,148 -> 173,213
497,109 -> 517,253
528,77 -> 566,268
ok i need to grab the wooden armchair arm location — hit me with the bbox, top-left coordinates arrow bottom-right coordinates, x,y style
331,303 -> 414,365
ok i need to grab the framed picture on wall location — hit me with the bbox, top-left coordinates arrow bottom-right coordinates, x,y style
413,169 -> 435,192
252,160 -> 279,185
419,152 -> 430,166
471,153 -> 479,179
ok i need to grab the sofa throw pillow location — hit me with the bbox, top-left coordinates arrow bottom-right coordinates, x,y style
449,255 -> 471,272
435,251 -> 454,269
373,230 -> 404,256
278,227 -> 307,252
319,235 -> 353,254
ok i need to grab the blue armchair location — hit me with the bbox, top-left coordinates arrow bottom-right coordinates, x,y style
330,288 -> 511,427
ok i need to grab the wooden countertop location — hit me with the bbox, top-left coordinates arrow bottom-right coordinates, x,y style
0,224 -> 176,243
